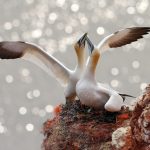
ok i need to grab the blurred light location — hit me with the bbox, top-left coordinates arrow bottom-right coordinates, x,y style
105,10 -> 115,19
111,67 -> 119,76
21,68 -> 30,77
136,0 -> 149,14
111,80 -> 119,87
39,109 -> 46,117
71,3 -> 79,12
132,60 -> 140,69
33,89 -> 40,98
127,7 -> 136,14
4,22 -> 12,30
80,16 -> 88,25
31,29 -> 42,38
140,83 -> 147,90
45,105 -> 54,113
56,0 -> 66,7
19,107 -> 27,115
26,0 -> 34,4
65,25 -> 73,34
45,28 -> 53,36
26,91 -> 33,99
98,0 -> 106,8
48,12 -> 58,21
5,75 -> 14,83
25,123 -> 34,132
96,27 -> 105,35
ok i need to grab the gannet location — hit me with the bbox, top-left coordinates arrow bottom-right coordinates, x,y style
76,27 -> 150,112
76,40 -> 124,112
0,33 -> 87,102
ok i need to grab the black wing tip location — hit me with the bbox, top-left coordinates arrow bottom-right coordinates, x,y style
0,41 -> 25,59
119,93 -> 136,98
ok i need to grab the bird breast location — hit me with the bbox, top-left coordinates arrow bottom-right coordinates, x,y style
76,80 -> 110,109
64,72 -> 80,99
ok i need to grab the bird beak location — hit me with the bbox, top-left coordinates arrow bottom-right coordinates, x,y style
86,36 -> 94,54
77,33 -> 87,47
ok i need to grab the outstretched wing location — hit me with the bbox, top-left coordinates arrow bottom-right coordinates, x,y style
0,41 -> 71,86
98,27 -> 150,51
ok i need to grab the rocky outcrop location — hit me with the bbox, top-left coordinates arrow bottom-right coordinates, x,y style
42,85 -> 150,150
130,85 -> 150,150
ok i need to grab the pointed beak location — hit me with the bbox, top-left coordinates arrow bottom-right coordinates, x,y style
86,36 -> 94,54
77,33 -> 87,47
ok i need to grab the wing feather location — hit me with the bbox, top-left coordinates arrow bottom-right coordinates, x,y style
0,41 -> 71,86
109,27 -> 150,48
98,27 -> 150,51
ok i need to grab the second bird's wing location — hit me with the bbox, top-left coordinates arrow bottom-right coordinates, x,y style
0,41 -> 71,86
98,27 -> 150,52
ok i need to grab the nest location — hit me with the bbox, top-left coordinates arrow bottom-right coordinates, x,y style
42,100 -> 129,150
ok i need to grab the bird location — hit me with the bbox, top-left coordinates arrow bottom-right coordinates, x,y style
76,29 -> 150,112
0,33 -> 87,102
76,39 -> 124,112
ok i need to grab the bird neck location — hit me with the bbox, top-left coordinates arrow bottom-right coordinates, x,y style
84,50 -> 100,78
76,49 -> 85,70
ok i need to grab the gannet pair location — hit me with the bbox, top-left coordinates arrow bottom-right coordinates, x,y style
0,33 -> 87,102
76,27 -> 150,112
0,27 -> 150,112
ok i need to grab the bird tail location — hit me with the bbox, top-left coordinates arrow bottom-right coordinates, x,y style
119,93 -> 136,102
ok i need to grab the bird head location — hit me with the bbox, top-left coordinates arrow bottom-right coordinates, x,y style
74,33 -> 87,51
86,36 -> 100,58
86,36 -> 94,54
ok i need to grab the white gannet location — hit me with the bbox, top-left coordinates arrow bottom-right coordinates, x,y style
76,42 -> 124,112
0,33 -> 87,102
76,27 -> 150,112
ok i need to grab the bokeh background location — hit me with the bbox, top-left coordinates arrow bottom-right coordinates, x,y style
0,0 -> 150,149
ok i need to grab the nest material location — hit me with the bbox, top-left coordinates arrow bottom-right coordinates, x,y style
42,100 -> 127,150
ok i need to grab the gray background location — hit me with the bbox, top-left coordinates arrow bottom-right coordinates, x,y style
0,0 -> 150,149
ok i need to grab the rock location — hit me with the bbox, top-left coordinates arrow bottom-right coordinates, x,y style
112,126 -> 132,150
130,84 -> 150,150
